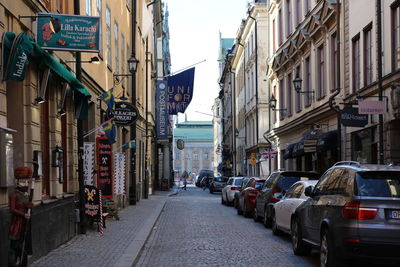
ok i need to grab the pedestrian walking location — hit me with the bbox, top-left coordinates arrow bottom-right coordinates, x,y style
181,171 -> 188,190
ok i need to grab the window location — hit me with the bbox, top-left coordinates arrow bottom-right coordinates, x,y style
364,24 -> 373,86
287,73 -> 293,116
106,7 -> 111,68
317,44 -> 325,99
331,32 -> 338,91
295,66 -> 301,112
304,57 -> 311,106
97,0 -> 102,55
204,152 -> 209,160
126,0 -> 131,10
278,9 -> 283,45
273,86 -> 277,123
86,0 -> 92,16
114,22 -> 119,74
272,19 -> 276,52
279,79 -> 285,120
304,0 -> 311,14
194,152 -> 198,160
286,0 -> 292,37
121,34 -> 125,86
296,0 -> 302,25
392,2 -> 400,70
175,151 -> 180,160
352,34 -> 360,92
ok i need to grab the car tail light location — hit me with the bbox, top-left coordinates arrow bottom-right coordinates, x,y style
231,186 -> 239,190
342,201 -> 378,220
248,189 -> 259,197
271,188 -> 282,203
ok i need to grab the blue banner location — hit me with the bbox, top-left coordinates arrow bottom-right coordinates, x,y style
37,13 -> 100,52
167,67 -> 195,115
156,80 -> 169,139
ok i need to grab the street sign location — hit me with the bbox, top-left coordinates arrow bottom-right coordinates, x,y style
177,139 -> 185,150
261,149 -> 277,159
113,102 -> 138,126
341,106 -> 368,127
249,153 -> 257,166
358,100 -> 385,114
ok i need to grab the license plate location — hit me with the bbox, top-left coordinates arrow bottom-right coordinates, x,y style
388,210 -> 400,219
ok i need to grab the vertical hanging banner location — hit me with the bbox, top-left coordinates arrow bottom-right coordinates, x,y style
156,80 -> 169,138
114,153 -> 126,195
167,67 -> 195,115
83,142 -> 95,185
96,137 -> 113,198
36,13 -> 100,52
84,185 -> 100,219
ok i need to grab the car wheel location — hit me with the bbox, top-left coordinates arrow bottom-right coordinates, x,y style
226,193 -> 231,206
291,217 -> 311,256
320,229 -> 342,267
271,211 -> 281,235
253,207 -> 260,222
237,202 -> 243,215
243,202 -> 249,217
209,188 -> 213,194
263,208 -> 271,228
221,196 -> 225,205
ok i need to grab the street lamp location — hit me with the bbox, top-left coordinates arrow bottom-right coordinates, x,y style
128,57 -> 139,74
293,72 -> 314,95
269,95 -> 287,114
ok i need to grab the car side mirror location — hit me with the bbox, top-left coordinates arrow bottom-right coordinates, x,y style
304,186 -> 314,197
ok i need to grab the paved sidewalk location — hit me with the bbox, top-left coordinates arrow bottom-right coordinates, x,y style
30,190 -> 176,267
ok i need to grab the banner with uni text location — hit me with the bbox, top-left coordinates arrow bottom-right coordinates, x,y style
167,67 -> 195,115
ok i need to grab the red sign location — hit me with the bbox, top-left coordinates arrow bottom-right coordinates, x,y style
96,137 -> 113,198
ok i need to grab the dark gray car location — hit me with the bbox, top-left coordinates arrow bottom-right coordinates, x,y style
292,161 -> 400,267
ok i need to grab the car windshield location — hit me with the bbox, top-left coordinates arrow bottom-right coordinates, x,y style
255,180 -> 265,189
356,171 -> 400,198
234,178 -> 243,185
214,177 -> 228,182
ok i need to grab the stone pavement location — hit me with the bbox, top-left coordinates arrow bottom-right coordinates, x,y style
30,190 -> 176,267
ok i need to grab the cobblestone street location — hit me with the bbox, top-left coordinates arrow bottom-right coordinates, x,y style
136,186 -> 319,267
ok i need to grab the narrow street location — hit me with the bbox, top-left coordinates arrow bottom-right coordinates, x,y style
136,186 -> 319,267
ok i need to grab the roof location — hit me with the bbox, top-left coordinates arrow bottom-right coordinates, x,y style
332,163 -> 400,172
218,38 -> 234,61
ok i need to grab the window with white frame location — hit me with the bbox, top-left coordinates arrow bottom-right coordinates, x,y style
194,152 -> 198,160
114,22 -> 119,74
106,7 -> 111,68
204,152 -> 209,160
86,0 -> 92,15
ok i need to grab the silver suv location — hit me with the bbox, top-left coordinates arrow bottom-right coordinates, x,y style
291,161 -> 400,267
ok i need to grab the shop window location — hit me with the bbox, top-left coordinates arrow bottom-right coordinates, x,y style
352,128 -> 375,164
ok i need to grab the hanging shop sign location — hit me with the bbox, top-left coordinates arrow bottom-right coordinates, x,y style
341,106 -> 368,127
84,185 -> 100,219
83,142 -> 95,185
114,153 -> 126,195
177,139 -> 185,150
37,13 -> 100,52
96,137 -> 113,198
113,102 -> 138,126
156,80 -> 169,139
249,153 -> 257,166
261,149 -> 277,159
358,100 -> 385,114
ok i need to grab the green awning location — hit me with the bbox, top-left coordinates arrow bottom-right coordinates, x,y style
2,32 -> 90,120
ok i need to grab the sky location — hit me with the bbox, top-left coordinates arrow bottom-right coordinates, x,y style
165,0 -> 249,122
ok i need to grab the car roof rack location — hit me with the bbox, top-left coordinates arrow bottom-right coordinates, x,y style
333,161 -> 361,167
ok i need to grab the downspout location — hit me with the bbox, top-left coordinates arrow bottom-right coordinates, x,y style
377,0 -> 384,164
329,0 -> 341,161
145,43 -> 149,199
230,68 -> 236,175
129,0 -> 137,205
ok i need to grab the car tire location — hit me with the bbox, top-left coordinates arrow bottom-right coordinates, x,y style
243,202 -> 250,217
221,196 -> 225,205
237,202 -> 243,215
253,207 -> 260,222
291,217 -> 311,256
226,193 -> 231,206
209,188 -> 213,194
271,211 -> 281,236
320,228 -> 343,267
263,208 -> 271,228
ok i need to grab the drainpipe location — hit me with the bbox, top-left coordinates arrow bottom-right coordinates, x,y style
329,0 -> 341,161
129,0 -> 137,205
230,68 -> 236,175
377,0 -> 384,164
74,0 -> 87,235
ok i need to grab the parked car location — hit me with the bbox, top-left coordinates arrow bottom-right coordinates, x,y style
270,180 -> 318,235
237,177 -> 266,217
254,170 -> 320,227
291,161 -> 400,267
209,176 -> 229,193
234,177 -> 251,209
196,170 -> 213,187
221,177 -> 244,205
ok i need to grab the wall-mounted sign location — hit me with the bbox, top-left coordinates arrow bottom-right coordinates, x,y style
177,139 -> 185,150
83,142 -> 95,185
156,80 -> 169,139
113,102 -> 138,126
37,13 -> 100,52
358,100 -> 385,114
84,185 -> 100,219
341,106 -> 368,127
114,153 -> 126,195
96,137 -> 113,198
249,153 -> 257,166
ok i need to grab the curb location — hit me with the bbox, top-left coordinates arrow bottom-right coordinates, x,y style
114,197 -> 168,267
168,188 -> 179,197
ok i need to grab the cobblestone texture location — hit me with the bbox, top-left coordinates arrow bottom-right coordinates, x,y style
30,192 -> 171,267
136,187 -> 319,267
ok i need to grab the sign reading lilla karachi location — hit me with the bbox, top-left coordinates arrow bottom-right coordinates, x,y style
37,13 -> 100,52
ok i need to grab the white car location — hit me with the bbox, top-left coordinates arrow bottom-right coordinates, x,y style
271,180 -> 318,235
221,177 -> 244,205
